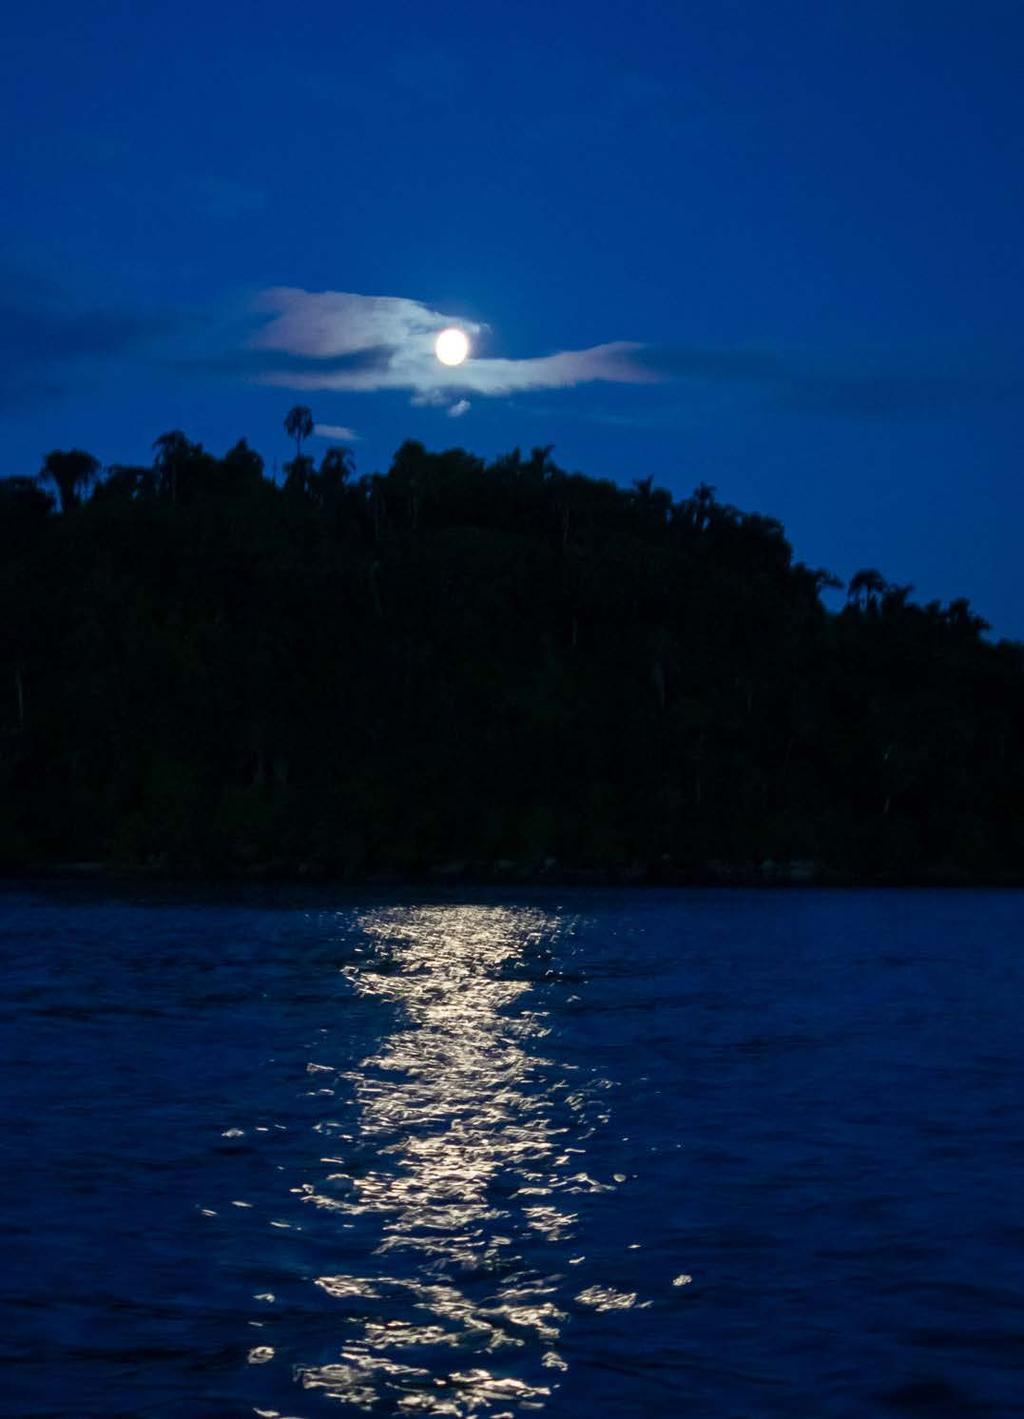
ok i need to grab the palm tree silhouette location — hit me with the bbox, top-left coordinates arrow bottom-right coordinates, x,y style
38,449 -> 99,513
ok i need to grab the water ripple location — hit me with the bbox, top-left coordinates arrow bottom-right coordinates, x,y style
263,904 -> 623,1413
5,887 -> 1024,1417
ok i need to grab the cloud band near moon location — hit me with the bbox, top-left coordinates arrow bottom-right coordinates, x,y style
4,276 -> 1021,430
236,289 -> 1024,419
246,287 -> 656,411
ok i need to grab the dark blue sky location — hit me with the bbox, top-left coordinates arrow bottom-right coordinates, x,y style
3,1 -> 1023,633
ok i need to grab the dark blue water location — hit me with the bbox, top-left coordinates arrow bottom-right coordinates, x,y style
2,887 -> 1022,1418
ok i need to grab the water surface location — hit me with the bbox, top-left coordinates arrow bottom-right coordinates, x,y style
2,887 -> 1022,1417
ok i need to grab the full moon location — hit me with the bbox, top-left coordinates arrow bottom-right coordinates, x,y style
435,327 -> 470,366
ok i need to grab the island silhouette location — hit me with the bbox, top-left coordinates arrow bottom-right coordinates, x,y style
2,410 -> 1021,884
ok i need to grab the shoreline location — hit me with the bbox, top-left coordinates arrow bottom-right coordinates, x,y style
3,857 -> 1022,890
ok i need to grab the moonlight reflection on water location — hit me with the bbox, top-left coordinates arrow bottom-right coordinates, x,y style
8,889 -> 1020,1416
293,905 -> 620,1413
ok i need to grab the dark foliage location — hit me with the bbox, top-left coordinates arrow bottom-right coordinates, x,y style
2,432 -> 1022,882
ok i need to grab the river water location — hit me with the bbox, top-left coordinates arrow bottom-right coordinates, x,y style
2,887 -> 1022,1417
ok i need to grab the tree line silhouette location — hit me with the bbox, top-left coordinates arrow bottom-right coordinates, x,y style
2,407 -> 1021,882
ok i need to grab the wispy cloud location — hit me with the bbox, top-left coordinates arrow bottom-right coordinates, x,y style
633,344 -> 1024,418
0,299 -> 176,365
252,289 -> 1024,421
251,287 -> 483,360
10,274 -> 1022,431
248,287 -> 655,406
314,421 -> 359,441
772,369 -> 1024,418
251,291 -> 1024,420
0,276 -> 181,411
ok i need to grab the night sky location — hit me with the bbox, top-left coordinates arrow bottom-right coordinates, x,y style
3,1 -> 1023,634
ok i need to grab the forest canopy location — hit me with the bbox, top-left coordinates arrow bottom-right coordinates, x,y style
2,419 -> 1021,883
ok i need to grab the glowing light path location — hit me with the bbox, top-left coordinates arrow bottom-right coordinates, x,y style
286,905 -> 629,1414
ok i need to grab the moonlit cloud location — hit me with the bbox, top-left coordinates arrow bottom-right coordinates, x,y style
314,421 -> 359,441
252,287 -> 483,360
16,276 -> 1017,430
249,287 -> 656,404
